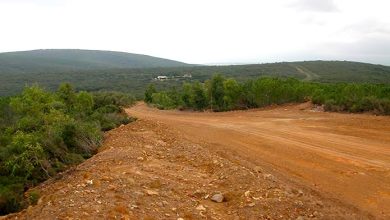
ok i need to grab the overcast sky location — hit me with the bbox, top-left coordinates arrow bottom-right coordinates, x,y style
0,0 -> 389,65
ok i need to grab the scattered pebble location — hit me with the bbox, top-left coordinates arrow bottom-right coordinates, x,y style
211,193 -> 224,203
248,202 -> 256,207
196,204 -> 206,211
145,189 -> 159,196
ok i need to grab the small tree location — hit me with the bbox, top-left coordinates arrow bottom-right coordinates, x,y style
74,91 -> 94,116
151,92 -> 176,109
223,78 -> 241,110
144,84 -> 157,103
191,82 -> 208,110
4,131 -> 49,179
57,83 -> 76,111
181,83 -> 192,108
207,74 -> 225,111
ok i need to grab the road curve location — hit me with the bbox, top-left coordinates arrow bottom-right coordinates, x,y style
127,102 -> 390,218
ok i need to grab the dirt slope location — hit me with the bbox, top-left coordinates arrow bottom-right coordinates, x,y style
3,102 -> 388,219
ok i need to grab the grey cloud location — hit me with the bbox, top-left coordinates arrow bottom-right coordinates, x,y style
314,36 -> 390,65
1,0 -> 64,6
342,20 -> 390,36
288,0 -> 338,12
339,37 -> 390,55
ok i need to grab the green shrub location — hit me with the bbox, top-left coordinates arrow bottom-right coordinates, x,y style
191,82 -> 208,110
144,84 -> 157,103
62,153 -> 85,165
324,99 -> 341,112
206,74 -> 225,111
74,91 -> 94,116
93,91 -> 135,108
27,190 -> 40,206
0,85 -> 135,214
0,180 -> 24,215
96,104 -> 121,113
3,131 -> 48,179
151,92 -> 177,109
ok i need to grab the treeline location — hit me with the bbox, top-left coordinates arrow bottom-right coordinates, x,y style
145,75 -> 390,114
2,61 -> 390,97
0,84 -> 135,214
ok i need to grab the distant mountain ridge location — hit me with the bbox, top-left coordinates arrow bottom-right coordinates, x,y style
0,49 -> 191,73
1,49 -> 390,97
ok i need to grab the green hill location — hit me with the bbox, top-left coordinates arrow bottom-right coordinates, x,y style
1,49 -> 390,97
0,49 -> 191,73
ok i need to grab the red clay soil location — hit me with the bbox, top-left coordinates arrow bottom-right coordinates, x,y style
3,102 -> 389,219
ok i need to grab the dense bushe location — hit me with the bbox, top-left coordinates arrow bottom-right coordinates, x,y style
0,84 -> 135,214
2,60 -> 390,98
145,75 -> 390,115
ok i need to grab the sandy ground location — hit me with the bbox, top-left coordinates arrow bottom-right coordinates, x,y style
3,102 -> 389,219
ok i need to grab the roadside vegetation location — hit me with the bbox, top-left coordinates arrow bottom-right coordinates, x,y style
0,84 -> 135,214
145,75 -> 390,115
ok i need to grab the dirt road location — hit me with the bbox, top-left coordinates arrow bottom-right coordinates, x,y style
127,102 -> 390,218
4,102 -> 389,219
290,64 -> 319,81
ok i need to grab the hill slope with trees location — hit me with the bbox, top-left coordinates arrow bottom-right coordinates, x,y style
1,54 -> 390,97
0,49 -> 191,74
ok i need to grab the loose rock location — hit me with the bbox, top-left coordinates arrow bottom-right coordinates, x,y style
137,157 -> 145,161
145,189 -> 159,196
248,202 -> 256,207
253,166 -> 263,173
211,193 -> 224,203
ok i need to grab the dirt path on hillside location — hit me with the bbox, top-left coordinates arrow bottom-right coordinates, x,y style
127,102 -> 390,219
291,65 -> 320,81
3,102 -> 388,219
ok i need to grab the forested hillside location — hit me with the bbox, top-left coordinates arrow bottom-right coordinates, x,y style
1,59 -> 390,97
0,49 -> 190,73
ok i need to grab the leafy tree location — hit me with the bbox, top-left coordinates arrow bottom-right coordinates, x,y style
207,74 -> 225,111
167,87 -> 181,107
151,92 -> 176,109
223,78 -> 241,110
11,85 -> 54,117
191,82 -> 208,110
74,91 -> 94,116
3,131 -> 48,179
57,83 -> 76,111
241,80 -> 257,108
144,84 -> 157,103
181,83 -> 192,108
